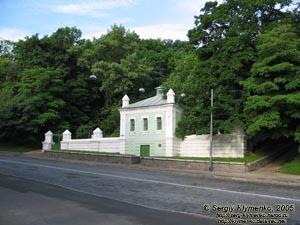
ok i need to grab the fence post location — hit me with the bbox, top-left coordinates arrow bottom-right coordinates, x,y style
92,127 -> 103,139
62,129 -> 72,141
42,130 -> 53,152
92,127 -> 102,152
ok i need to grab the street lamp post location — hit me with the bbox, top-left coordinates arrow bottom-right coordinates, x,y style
209,89 -> 214,171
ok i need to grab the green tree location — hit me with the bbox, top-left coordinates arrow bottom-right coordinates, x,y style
0,27 -> 102,142
93,25 -> 139,63
138,39 -> 193,90
13,27 -> 82,69
163,51 -> 211,137
0,40 -> 17,84
243,24 -> 300,142
0,67 -> 66,142
91,52 -> 153,135
80,25 -> 156,135
174,0 -> 294,138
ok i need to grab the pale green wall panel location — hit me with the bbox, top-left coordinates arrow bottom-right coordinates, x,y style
124,109 -> 168,156
125,139 -> 166,156
125,111 -> 166,139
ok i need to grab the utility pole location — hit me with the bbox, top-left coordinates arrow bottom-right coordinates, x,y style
209,89 -> 213,171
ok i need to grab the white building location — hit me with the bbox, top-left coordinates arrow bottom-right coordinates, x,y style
119,87 -> 182,157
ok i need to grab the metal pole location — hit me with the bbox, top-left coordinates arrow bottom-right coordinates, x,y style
209,89 -> 213,171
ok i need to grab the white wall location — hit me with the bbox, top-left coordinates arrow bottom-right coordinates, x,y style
61,137 -> 120,153
179,134 -> 246,158
58,129 -> 245,157
59,134 -> 245,157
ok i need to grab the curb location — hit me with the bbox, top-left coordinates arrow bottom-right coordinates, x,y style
211,172 -> 300,187
137,165 -> 300,187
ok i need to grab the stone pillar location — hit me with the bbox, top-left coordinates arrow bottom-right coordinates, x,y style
62,129 -> 72,141
119,110 -> 126,138
165,104 -> 176,156
42,130 -> 53,151
119,109 -> 126,154
167,89 -> 175,104
92,127 -> 103,139
122,95 -> 130,107
61,129 -> 72,150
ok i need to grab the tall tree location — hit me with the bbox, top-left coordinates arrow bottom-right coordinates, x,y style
243,24 -> 300,142
138,39 -> 193,90
173,0 -> 293,138
0,67 -> 66,142
13,27 -> 82,69
93,25 -> 139,63
0,40 -> 17,84
91,52 -> 153,136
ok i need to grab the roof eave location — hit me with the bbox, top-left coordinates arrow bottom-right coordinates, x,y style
119,103 -> 181,111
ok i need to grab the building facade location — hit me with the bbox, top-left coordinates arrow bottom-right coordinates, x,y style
119,87 -> 182,157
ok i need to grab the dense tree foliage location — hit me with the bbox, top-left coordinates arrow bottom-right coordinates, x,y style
243,24 -> 300,142
0,1 -> 299,147
166,0 -> 299,145
0,25 -> 187,143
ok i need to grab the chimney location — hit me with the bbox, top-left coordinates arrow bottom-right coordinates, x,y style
155,86 -> 164,97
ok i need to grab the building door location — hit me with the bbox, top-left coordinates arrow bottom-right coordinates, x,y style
140,145 -> 150,157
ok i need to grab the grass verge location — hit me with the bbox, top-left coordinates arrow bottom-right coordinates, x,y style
0,144 -> 34,152
281,154 -> 300,175
155,152 -> 264,163
51,146 -> 263,162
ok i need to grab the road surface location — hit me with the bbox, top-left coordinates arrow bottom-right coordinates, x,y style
0,154 -> 299,225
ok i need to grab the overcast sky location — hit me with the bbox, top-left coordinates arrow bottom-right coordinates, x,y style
0,0 -> 223,41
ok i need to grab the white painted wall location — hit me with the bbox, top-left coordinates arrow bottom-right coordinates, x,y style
48,126 -> 245,157
59,134 -> 245,157
61,137 -> 120,153
179,134 -> 246,158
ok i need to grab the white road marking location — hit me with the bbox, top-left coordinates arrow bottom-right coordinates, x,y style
1,158 -> 300,203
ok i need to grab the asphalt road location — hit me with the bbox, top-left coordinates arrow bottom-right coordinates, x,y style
0,155 -> 300,225
0,175 -> 210,225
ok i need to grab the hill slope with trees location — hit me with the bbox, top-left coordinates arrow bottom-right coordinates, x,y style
0,0 -> 299,148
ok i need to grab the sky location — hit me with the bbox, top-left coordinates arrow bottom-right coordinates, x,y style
0,0 -> 222,42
